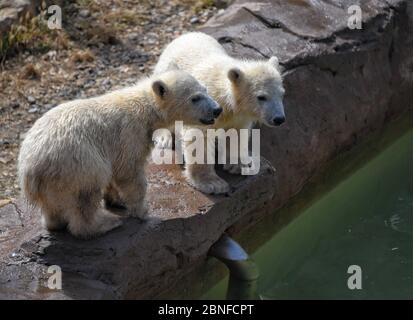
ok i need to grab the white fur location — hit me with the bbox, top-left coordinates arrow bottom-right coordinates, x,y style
18,70 -> 218,238
154,32 -> 285,194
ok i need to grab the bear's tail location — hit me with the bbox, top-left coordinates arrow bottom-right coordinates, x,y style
18,166 -> 46,209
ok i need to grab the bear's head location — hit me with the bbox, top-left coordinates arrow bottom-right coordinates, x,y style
152,70 -> 222,126
228,56 -> 285,127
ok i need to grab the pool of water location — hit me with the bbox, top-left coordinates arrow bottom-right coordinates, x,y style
204,120 -> 413,300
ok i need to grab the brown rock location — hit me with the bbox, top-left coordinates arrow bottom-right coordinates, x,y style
1,0 -> 412,299
201,0 -> 413,213
0,159 -> 276,299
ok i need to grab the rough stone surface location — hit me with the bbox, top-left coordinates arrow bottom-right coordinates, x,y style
0,0 -> 64,35
0,0 -> 38,35
1,0 -> 412,299
201,0 -> 413,212
0,158 -> 276,299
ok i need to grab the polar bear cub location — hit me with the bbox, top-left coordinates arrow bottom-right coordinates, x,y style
18,70 -> 221,238
154,32 -> 285,194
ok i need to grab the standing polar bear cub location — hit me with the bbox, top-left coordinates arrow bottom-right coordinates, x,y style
18,70 -> 220,238
154,32 -> 285,195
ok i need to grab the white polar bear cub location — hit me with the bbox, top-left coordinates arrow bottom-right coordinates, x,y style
154,32 -> 285,194
18,70 -> 220,239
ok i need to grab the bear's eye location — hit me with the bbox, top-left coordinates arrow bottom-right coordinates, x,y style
257,95 -> 267,102
192,95 -> 202,103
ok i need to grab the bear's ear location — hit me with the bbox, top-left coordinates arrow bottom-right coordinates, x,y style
269,56 -> 280,69
228,68 -> 243,84
152,80 -> 168,99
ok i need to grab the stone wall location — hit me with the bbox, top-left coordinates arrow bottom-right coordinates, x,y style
0,0 -> 412,299
201,0 -> 413,213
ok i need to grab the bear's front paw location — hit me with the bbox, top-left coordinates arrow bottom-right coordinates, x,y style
223,163 -> 244,175
186,173 -> 230,195
127,202 -> 148,220
104,196 -> 127,211
224,161 -> 256,175
104,185 -> 127,212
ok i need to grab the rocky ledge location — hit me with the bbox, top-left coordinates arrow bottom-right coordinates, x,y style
1,0 -> 412,299
0,158 -> 276,299
201,0 -> 413,216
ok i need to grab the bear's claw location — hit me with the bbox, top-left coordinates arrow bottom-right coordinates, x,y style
186,173 -> 230,195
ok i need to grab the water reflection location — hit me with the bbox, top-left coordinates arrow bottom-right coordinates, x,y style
204,125 -> 413,300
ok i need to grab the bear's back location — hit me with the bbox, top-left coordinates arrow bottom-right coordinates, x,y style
155,32 -> 228,74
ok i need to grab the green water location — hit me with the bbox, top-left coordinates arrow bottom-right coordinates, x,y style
204,126 -> 413,300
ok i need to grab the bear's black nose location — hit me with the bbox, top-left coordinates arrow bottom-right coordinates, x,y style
273,116 -> 285,126
213,107 -> 223,118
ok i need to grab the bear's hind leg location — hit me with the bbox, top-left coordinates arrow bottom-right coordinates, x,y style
39,192 -> 68,231
104,182 -> 126,211
42,213 -> 67,231
67,188 -> 123,239
115,173 -> 148,220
